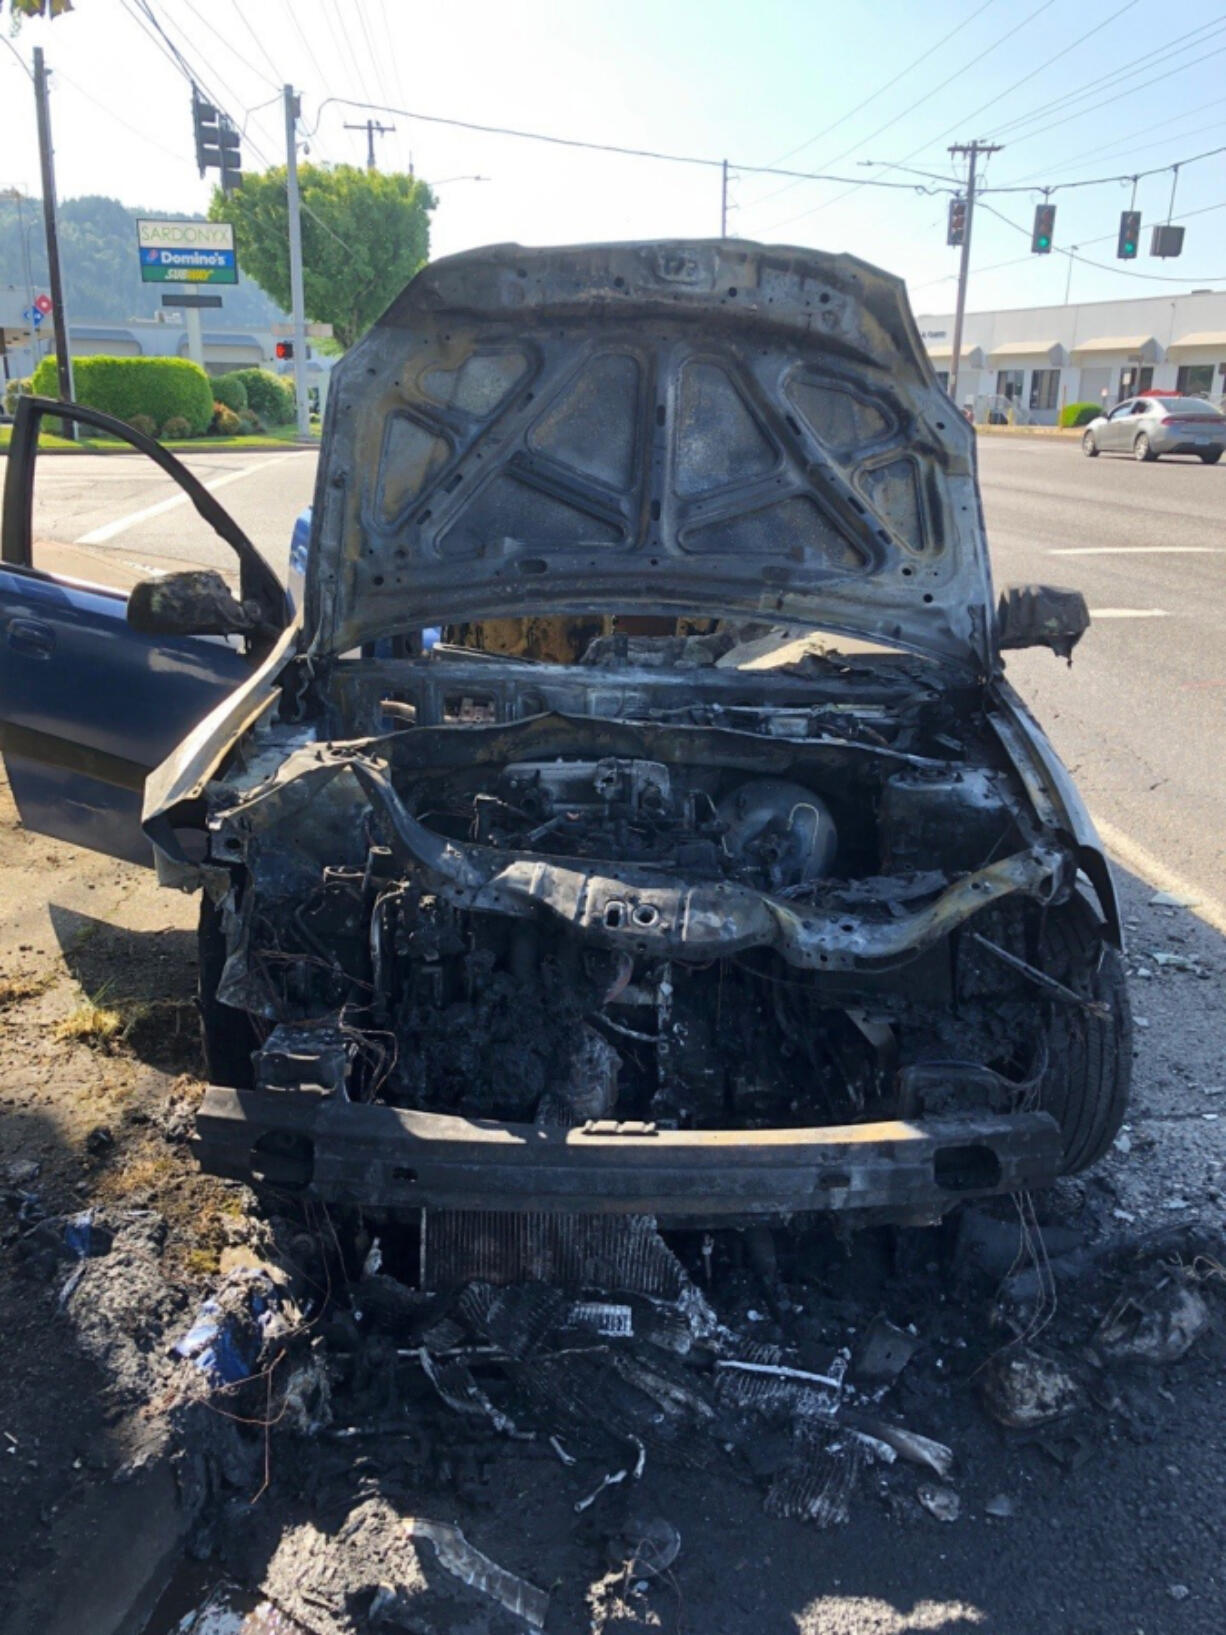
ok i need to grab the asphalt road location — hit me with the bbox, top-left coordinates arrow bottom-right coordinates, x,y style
977,435 -> 1226,928
21,433 -> 1226,926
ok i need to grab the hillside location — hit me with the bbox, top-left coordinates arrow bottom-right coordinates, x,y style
1,193 -> 287,330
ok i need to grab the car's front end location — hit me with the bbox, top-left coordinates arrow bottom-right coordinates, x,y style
140,240 -> 1130,1228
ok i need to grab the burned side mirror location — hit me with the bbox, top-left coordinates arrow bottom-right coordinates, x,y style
997,584 -> 1089,663
127,569 -> 261,639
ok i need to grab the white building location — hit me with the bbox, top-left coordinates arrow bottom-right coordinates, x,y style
914,286 -> 1226,424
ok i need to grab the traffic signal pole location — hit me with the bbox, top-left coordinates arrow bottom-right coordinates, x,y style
947,141 -> 1001,410
284,84 -> 310,439
32,47 -> 75,436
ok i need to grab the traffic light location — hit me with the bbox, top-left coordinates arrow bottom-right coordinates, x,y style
192,88 -> 220,177
191,86 -> 242,192
275,340 -> 294,360
218,117 -> 242,195
1151,224 -> 1185,259
1031,203 -> 1055,254
1117,210 -> 1140,260
947,196 -> 967,247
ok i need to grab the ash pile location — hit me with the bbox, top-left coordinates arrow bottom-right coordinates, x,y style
159,1201 -> 1225,1634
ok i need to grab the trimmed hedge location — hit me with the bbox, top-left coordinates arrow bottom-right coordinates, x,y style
4,376 -> 32,416
228,367 -> 295,426
211,372 -> 249,414
1059,401 -> 1103,428
31,355 -> 215,437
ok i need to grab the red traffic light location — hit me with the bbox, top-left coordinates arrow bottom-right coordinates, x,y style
275,340 -> 294,360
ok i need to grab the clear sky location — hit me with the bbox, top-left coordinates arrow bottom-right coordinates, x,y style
4,0 -> 1226,320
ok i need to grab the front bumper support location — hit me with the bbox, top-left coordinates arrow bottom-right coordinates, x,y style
195,1088 -> 1062,1220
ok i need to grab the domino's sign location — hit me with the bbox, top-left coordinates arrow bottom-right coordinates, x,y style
136,219 -> 238,286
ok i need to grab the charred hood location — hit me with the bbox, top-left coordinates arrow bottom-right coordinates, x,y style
305,240 -> 995,670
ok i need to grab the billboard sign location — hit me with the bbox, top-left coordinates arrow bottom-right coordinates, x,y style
136,219 -> 237,285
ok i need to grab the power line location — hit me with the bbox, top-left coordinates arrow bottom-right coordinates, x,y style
739,0 -> 1001,211
321,0 -> 378,107
1005,94 -> 1226,185
981,140 -> 1226,197
304,96 -> 950,190
229,0 -> 283,87
283,0 -> 330,92
756,0 -> 1061,228
980,19 -> 1226,142
898,0 -> 1146,166
992,38 -> 1226,153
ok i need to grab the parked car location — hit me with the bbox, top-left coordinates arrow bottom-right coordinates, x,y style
0,240 -> 1130,1226
1081,395 -> 1226,462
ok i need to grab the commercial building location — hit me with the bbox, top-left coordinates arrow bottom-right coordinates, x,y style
0,283 -> 332,400
914,286 -> 1226,423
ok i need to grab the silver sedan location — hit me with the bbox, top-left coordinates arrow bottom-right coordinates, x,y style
1082,395 -> 1226,463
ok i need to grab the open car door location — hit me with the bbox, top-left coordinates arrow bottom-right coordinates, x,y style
0,396 -> 289,865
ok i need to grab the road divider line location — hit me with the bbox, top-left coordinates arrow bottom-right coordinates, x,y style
75,452 -> 313,545
1051,546 -> 1222,557
1092,813 -> 1226,938
1087,608 -> 1169,620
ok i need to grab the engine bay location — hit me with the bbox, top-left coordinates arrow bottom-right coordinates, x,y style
201,650 -> 1092,1146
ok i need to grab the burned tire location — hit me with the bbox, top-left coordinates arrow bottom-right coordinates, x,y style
1037,898 -> 1132,1173
198,892 -> 257,1088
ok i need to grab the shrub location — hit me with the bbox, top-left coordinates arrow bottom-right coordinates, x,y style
211,372 -> 248,413
127,413 -> 158,439
210,402 -> 240,436
31,355 -> 215,436
229,367 -> 295,425
236,409 -> 262,435
4,376 -> 32,416
1059,401 -> 1103,428
161,415 -> 193,440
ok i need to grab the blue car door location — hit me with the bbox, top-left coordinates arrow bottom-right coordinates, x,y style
0,397 -> 288,865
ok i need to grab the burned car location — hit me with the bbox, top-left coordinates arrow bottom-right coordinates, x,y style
0,240 -> 1129,1226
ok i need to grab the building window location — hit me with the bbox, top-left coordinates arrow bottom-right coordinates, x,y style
1029,369 -> 1060,411
1119,365 -> 1153,398
996,369 -> 1023,401
1176,363 -> 1216,397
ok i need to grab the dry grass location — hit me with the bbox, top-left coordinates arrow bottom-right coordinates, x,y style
0,972 -> 51,1008
55,998 -> 125,1047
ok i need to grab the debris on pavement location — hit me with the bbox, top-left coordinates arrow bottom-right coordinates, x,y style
1096,1277 -> 1211,1365
917,1483 -> 961,1523
984,1493 -> 1017,1519
406,1517 -> 551,1630
852,1314 -> 920,1384
980,1347 -> 1083,1429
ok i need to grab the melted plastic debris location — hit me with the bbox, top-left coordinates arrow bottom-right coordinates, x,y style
405,1517 -> 550,1629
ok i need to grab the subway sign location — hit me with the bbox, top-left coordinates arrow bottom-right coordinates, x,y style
136,219 -> 238,285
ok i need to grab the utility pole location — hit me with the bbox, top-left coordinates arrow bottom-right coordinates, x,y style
947,140 -> 1001,409
284,84 -> 310,439
344,118 -> 395,171
32,48 -> 75,436
720,158 -> 729,237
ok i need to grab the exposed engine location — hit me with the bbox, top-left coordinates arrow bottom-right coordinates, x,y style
207,705 -> 1077,1141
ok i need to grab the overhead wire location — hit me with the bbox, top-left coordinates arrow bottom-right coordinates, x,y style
283,0 -> 330,92
228,0 -> 284,87
752,0 -> 1061,228
980,18 -> 1226,141
739,0 -> 1002,210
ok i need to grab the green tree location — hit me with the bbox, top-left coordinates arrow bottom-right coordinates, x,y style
209,165 -> 434,349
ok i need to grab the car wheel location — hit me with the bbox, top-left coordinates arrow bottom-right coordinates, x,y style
1134,433 -> 1156,461
1200,450 -> 1222,464
1036,898 -> 1132,1173
1081,431 -> 1099,458
198,890 -> 258,1088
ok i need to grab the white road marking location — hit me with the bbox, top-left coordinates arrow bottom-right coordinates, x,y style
1093,814 -> 1226,939
1087,607 -> 1169,619
74,453 -> 312,545
1050,546 -> 1223,557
